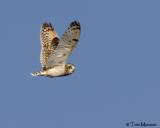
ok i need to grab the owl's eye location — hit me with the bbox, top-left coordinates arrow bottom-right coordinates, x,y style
68,66 -> 72,69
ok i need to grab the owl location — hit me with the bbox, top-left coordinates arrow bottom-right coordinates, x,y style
31,21 -> 81,77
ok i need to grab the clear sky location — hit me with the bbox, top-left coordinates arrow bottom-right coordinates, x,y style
0,0 -> 160,128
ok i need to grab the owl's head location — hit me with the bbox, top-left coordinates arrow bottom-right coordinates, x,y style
65,64 -> 75,74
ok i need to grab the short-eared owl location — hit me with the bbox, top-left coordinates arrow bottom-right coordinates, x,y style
31,21 -> 81,77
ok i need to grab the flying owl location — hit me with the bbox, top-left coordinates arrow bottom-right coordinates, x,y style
31,21 -> 81,77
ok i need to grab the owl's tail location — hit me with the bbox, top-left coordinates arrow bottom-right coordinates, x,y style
30,71 -> 43,76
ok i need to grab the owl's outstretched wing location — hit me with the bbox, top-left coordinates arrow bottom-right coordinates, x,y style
40,23 -> 59,70
46,21 -> 81,68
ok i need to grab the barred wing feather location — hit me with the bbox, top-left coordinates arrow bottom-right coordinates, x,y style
40,23 -> 59,69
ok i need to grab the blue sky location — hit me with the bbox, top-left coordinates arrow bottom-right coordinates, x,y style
0,0 -> 160,128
